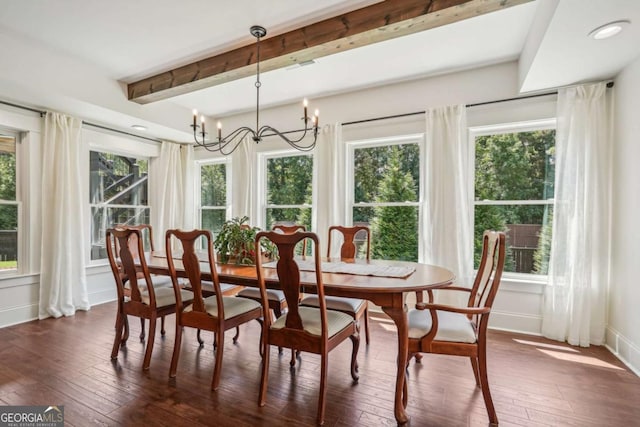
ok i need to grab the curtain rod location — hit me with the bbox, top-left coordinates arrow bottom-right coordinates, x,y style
0,99 -> 163,144
342,82 -> 614,127
83,122 -> 162,144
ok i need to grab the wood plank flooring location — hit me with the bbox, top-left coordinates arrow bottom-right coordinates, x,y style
1,302 -> 639,426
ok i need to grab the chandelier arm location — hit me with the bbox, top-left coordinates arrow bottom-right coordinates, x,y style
259,125 -> 317,151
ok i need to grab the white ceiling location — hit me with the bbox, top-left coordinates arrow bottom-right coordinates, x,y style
0,0 -> 639,142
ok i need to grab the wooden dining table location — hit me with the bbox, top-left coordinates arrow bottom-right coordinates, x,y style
145,252 -> 455,425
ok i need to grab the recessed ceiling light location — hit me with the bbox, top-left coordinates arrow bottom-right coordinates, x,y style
131,124 -> 147,131
588,20 -> 630,40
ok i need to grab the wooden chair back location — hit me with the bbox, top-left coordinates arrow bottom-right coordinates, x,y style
114,223 -> 153,278
327,225 -> 371,260
255,231 -> 329,343
272,223 -> 307,255
106,227 -> 156,306
468,230 -> 506,330
165,229 -> 224,319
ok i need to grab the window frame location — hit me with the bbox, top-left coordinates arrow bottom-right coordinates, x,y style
196,158 -> 231,232
346,133 -> 425,260
470,118 -> 556,279
258,149 -> 314,230
88,148 -> 151,264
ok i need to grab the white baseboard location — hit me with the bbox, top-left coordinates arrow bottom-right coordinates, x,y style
605,326 -> 640,377
0,303 -> 38,328
488,310 -> 542,335
88,288 -> 116,306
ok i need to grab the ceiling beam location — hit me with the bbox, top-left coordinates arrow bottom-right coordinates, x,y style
128,0 -> 533,104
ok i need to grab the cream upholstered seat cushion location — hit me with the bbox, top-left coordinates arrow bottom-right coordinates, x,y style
237,287 -> 286,302
184,295 -> 261,320
125,275 -> 173,292
407,309 -> 477,343
300,295 -> 365,313
271,306 -> 354,337
140,287 -> 193,308
198,281 -> 239,294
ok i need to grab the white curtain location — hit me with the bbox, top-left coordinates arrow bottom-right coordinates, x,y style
313,123 -> 345,256
423,105 -> 474,305
150,141 -> 191,248
39,112 -> 90,319
231,138 -> 255,220
542,82 -> 611,347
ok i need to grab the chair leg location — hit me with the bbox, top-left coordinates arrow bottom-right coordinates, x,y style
478,344 -> 498,425
160,316 -> 166,336
122,313 -> 130,344
197,329 -> 204,347
142,315 -> 156,370
363,306 -> 370,345
470,356 -> 481,386
169,319 -> 183,378
211,331 -> 224,391
317,353 -> 328,426
139,318 -> 145,341
111,312 -> 125,359
349,333 -> 360,379
258,340 -> 270,407
232,326 -> 240,344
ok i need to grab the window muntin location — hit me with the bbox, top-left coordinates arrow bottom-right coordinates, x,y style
199,161 -> 227,234
265,153 -> 313,231
474,126 -> 555,275
0,132 -> 18,272
350,138 -> 421,261
89,151 -> 150,260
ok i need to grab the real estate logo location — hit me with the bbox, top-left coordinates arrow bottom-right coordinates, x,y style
0,406 -> 64,427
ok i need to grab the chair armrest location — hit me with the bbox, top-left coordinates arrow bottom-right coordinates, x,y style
415,302 -> 490,315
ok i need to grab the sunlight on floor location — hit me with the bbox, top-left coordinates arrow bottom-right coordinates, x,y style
513,338 -> 580,352
536,348 -> 624,370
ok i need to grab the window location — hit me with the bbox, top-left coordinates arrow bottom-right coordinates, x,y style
89,151 -> 150,260
0,131 -> 18,272
199,161 -> 228,234
264,153 -> 313,230
349,136 -> 421,261
473,121 -> 555,275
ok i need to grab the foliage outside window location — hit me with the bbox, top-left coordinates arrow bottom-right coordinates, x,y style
265,154 -> 313,232
351,140 -> 420,261
474,126 -> 555,274
0,132 -> 18,272
90,151 -> 150,260
199,161 -> 227,235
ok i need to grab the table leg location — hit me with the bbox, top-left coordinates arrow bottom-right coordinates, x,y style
382,304 -> 409,425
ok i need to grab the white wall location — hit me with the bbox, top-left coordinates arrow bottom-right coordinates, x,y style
608,55 -> 640,375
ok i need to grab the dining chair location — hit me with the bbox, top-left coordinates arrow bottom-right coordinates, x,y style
237,224 -> 306,320
406,230 -> 506,425
106,227 -> 193,370
255,230 -> 359,425
114,223 -> 173,340
165,229 -> 263,391
300,225 -> 372,345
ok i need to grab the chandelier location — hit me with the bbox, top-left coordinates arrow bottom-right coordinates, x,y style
191,25 -> 319,155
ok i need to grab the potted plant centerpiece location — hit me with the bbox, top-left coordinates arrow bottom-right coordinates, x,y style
214,216 -> 276,265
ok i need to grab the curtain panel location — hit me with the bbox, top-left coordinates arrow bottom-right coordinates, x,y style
542,82 -> 612,347
39,112 -> 90,318
423,105 -> 474,305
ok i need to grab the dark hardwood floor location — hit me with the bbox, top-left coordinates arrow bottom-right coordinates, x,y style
1,302 -> 639,426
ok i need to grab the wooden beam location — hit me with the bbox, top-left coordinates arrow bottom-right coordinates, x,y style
128,0 -> 533,104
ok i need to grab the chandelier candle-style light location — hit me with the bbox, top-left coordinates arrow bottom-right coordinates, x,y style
191,25 -> 319,155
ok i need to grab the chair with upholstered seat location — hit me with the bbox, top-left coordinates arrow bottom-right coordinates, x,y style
300,225 -> 371,345
114,223 -> 173,340
165,229 -> 263,391
237,224 -> 307,319
255,230 -> 359,425
407,230 -> 506,425
106,227 -> 194,370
